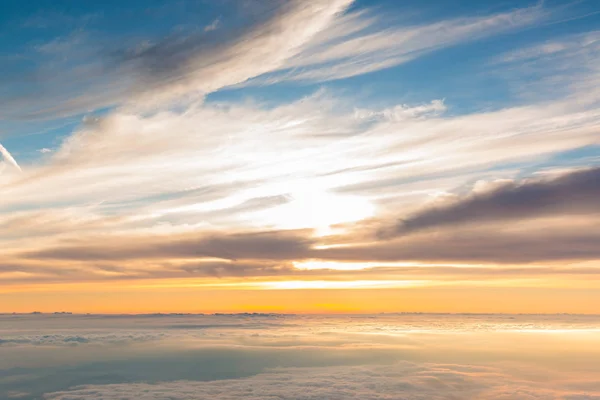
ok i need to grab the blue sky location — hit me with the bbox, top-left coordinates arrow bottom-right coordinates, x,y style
2,0 -> 600,162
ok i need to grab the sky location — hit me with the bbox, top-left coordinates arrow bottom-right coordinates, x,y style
1,0 -> 600,314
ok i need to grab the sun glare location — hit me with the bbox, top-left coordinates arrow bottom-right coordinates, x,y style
253,186 -> 375,233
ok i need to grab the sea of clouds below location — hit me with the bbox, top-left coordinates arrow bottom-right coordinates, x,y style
1,314 -> 599,399
44,362 -> 600,400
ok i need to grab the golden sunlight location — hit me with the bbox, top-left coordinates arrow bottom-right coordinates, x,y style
252,186 -> 374,233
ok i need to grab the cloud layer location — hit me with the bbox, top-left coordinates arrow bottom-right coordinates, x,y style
43,361 -> 600,400
0,313 -> 598,399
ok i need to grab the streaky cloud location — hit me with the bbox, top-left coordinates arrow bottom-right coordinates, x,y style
246,2 -> 547,84
0,143 -> 21,172
25,229 -> 314,262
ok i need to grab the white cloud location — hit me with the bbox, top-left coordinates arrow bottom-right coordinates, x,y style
125,0 -> 355,107
495,30 -> 600,66
5,93 -> 599,214
0,332 -> 168,347
1,86 -> 600,276
246,3 -> 547,84
204,18 -> 220,32
0,143 -> 21,172
354,100 -> 447,121
2,0 -> 548,121
0,0 -> 354,120
489,30 -> 600,102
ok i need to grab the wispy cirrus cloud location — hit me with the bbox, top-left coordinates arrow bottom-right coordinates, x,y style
1,0 -> 354,121
25,229 -> 314,262
246,2 -> 548,84
1,1 -> 549,122
489,29 -> 600,101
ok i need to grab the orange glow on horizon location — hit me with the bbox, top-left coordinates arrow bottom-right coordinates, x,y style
3,285 -> 600,315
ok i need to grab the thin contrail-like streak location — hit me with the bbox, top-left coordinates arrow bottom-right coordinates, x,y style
0,143 -> 22,172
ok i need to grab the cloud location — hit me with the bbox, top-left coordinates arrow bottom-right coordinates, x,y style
7,216 -> 600,287
25,229 -> 314,262
381,167 -> 600,237
0,143 -> 21,172
1,0 -> 353,120
204,18 -> 220,32
4,90 -> 599,219
2,0 -> 600,292
494,30 -> 600,67
5,251 -> 600,287
1,0 -> 551,123
489,30 -> 600,101
43,361 -> 600,399
246,3 -> 547,84
0,313 -> 598,399
354,100 -> 447,122
6,391 -> 30,399
0,332 -> 165,347
97,0 -> 355,105
314,223 -> 600,264
2,95 -> 600,283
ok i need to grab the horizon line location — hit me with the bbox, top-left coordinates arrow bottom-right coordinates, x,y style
3,311 -> 600,316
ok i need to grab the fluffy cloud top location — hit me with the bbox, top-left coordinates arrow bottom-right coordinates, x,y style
43,362 -> 600,400
0,313 -> 598,399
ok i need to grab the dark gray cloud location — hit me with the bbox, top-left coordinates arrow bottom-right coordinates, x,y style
382,167 -> 600,237
0,259 -> 297,285
11,168 -> 600,272
108,1 -> 288,79
177,260 -> 295,278
16,218 -> 600,269
318,228 -> 600,264
5,256 -> 600,286
26,230 -> 314,262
